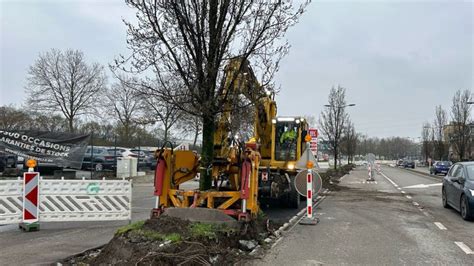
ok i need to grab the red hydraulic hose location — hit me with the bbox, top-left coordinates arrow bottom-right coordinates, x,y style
154,158 -> 166,196
240,160 -> 251,199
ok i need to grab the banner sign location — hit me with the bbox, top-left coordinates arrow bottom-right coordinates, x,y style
0,130 -> 90,169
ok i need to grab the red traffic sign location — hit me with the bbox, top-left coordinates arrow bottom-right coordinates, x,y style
308,128 -> 318,138
23,172 -> 40,223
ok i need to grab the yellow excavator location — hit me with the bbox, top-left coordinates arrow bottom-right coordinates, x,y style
151,57 -> 309,221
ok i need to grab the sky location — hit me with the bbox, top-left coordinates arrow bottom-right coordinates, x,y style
0,0 -> 472,140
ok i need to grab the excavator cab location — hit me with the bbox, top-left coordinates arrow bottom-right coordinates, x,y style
270,116 -> 308,169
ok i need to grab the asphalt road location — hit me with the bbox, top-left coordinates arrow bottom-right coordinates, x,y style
0,178 -> 306,265
257,166 -> 474,265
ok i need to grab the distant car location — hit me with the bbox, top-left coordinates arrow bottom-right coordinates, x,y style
130,149 -> 153,169
143,150 -> 157,169
396,159 -> 404,167
107,148 -> 137,158
0,151 -> 17,172
82,147 -> 116,171
442,162 -> 474,220
403,160 -> 415,169
430,161 -> 452,175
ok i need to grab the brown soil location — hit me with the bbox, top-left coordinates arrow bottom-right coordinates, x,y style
62,214 -> 279,265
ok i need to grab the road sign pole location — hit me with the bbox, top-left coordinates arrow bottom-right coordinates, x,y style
19,169 -> 40,232
306,169 -> 313,219
300,141 -> 319,225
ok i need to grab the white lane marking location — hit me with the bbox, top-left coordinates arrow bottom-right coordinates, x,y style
394,184 -> 399,187
434,222 -> 447,230
406,195 -> 412,199
413,202 -> 419,206
401,191 -> 406,194
381,172 -> 399,187
397,187 -> 401,190
403,183 -> 442,189
455,242 -> 474,255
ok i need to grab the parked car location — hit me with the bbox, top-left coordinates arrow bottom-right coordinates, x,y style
403,160 -> 415,169
0,151 -> 17,172
130,149 -> 152,168
430,161 -> 452,175
396,159 -> 404,167
82,147 -> 116,171
442,162 -> 474,220
131,149 -> 157,169
0,151 -> 18,172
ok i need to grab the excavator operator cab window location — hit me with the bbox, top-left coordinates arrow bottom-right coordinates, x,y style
275,121 -> 299,161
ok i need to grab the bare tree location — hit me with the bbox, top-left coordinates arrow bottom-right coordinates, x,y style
177,113 -> 202,147
433,105 -> 448,160
142,95 -> 182,144
106,77 -> 142,145
0,105 -> 30,130
303,115 -> 317,128
26,49 -> 107,132
115,1 -> 310,189
31,113 -> 67,132
421,122 -> 434,162
341,121 -> 357,164
319,86 -> 350,169
449,89 -> 472,161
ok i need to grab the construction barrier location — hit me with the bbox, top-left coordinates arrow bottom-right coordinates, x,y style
0,176 -> 132,226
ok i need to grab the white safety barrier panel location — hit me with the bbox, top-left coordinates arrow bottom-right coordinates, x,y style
0,177 -> 132,225
0,178 -> 23,225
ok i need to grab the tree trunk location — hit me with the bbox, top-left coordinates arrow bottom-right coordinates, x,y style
334,148 -> 338,170
68,117 -> 74,133
164,127 -> 169,143
124,124 -> 130,146
199,115 -> 215,190
193,126 -> 199,147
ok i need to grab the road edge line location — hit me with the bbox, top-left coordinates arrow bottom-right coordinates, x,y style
455,242 -> 474,255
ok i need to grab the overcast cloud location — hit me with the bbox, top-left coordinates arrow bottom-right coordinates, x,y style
0,0 -> 472,139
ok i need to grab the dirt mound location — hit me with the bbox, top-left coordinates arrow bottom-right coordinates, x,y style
143,216 -> 191,234
63,214 -> 279,265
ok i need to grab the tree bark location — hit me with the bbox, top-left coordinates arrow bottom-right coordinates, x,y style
193,125 -> 199,147
200,115 -> 215,190
68,117 -> 74,133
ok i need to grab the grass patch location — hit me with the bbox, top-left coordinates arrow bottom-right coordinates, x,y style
116,221 -> 145,235
163,233 -> 181,242
190,223 -> 217,239
139,229 -> 165,241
